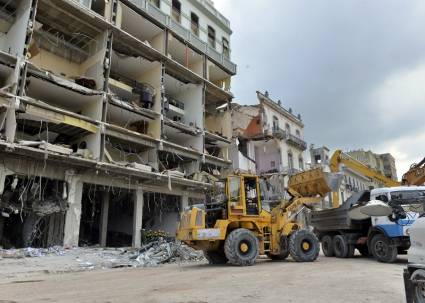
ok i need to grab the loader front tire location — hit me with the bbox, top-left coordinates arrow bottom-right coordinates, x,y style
204,250 -> 228,265
224,228 -> 259,266
289,229 -> 320,262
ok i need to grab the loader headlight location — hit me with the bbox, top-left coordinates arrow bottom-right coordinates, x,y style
405,228 -> 410,235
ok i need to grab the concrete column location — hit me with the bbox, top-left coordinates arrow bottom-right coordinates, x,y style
63,171 -> 83,247
0,217 -> 4,245
181,194 -> 189,211
0,163 -> 13,195
99,191 -> 110,247
132,187 -> 144,248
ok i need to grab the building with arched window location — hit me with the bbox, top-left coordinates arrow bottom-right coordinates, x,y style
231,91 -> 307,176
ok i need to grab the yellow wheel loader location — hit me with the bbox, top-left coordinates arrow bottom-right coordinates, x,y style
177,168 -> 341,266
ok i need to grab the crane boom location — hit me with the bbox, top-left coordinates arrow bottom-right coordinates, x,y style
329,150 -> 401,208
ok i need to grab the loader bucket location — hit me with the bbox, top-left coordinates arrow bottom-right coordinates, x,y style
288,168 -> 342,198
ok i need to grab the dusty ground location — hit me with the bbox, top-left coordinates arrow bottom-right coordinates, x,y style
0,252 -> 408,303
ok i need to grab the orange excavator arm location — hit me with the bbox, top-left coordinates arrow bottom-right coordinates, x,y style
402,157 -> 425,186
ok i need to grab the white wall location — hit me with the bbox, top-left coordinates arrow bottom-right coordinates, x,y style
158,0 -> 231,56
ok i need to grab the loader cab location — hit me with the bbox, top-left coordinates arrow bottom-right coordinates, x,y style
226,175 -> 262,217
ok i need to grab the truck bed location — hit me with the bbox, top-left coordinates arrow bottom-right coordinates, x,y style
310,191 -> 371,233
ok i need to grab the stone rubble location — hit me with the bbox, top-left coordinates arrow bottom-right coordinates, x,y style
0,239 -> 205,273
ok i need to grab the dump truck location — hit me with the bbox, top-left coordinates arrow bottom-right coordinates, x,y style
311,152 -> 425,263
310,186 -> 425,262
176,168 -> 341,266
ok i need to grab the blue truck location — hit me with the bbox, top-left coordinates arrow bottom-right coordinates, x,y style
310,186 -> 425,263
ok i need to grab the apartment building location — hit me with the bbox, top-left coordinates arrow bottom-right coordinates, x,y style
347,150 -> 398,181
0,0 -> 235,249
231,91 -> 307,176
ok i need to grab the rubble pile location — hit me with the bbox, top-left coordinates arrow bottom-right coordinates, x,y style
134,238 -> 205,267
0,240 -> 205,272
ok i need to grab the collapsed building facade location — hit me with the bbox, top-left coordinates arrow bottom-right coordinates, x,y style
0,0 -> 236,248
231,91 -> 307,177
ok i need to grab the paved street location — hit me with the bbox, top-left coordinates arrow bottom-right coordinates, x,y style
0,254 -> 408,303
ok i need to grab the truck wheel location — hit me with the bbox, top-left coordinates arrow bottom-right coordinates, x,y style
321,235 -> 334,257
204,250 -> 228,265
289,229 -> 320,262
224,228 -> 259,266
370,234 -> 397,263
412,269 -> 425,303
333,235 -> 349,258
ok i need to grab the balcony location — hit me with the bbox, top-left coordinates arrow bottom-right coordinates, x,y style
286,133 -> 307,151
124,0 -> 237,75
272,127 -> 307,151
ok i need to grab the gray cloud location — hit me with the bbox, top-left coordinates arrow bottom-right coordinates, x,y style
215,0 -> 425,177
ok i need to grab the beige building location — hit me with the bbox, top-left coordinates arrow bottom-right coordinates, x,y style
0,0 -> 235,249
347,150 -> 398,181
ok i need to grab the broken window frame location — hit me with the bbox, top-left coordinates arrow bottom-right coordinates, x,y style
191,12 -> 199,37
172,0 -> 182,23
208,26 -> 216,49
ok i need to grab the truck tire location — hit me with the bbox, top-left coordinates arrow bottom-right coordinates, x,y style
370,234 -> 398,263
224,228 -> 259,266
289,229 -> 320,262
411,269 -> 425,303
321,235 -> 334,257
333,235 -> 349,258
204,250 -> 228,265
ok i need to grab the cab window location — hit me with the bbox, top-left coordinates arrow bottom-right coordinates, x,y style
228,177 -> 241,202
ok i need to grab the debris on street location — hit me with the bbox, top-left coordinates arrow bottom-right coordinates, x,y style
0,240 -> 206,278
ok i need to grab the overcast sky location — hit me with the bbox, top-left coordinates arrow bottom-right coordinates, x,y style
213,0 -> 425,179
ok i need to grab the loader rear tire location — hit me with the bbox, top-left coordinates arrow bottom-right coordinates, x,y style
321,235 -> 334,257
204,250 -> 228,265
224,228 -> 259,266
333,235 -> 348,258
289,229 -> 320,262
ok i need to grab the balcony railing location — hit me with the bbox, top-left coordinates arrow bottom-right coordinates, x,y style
272,127 -> 307,151
272,127 -> 286,140
286,133 -> 307,151
126,0 -> 237,74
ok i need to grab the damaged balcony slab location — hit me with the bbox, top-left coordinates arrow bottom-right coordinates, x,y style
205,130 -> 231,145
0,142 -> 212,189
164,57 -> 204,85
104,123 -> 158,149
16,95 -> 99,130
160,140 -> 202,161
164,118 -> 202,136
205,82 -> 233,104
37,0 -> 110,33
26,63 -> 104,96
204,154 -> 232,167
109,97 -> 159,120
112,25 -> 167,63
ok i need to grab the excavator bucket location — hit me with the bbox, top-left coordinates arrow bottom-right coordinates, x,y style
288,168 -> 342,198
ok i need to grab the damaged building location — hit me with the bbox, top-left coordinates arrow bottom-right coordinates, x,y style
0,0 -> 236,248
231,91 -> 307,177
